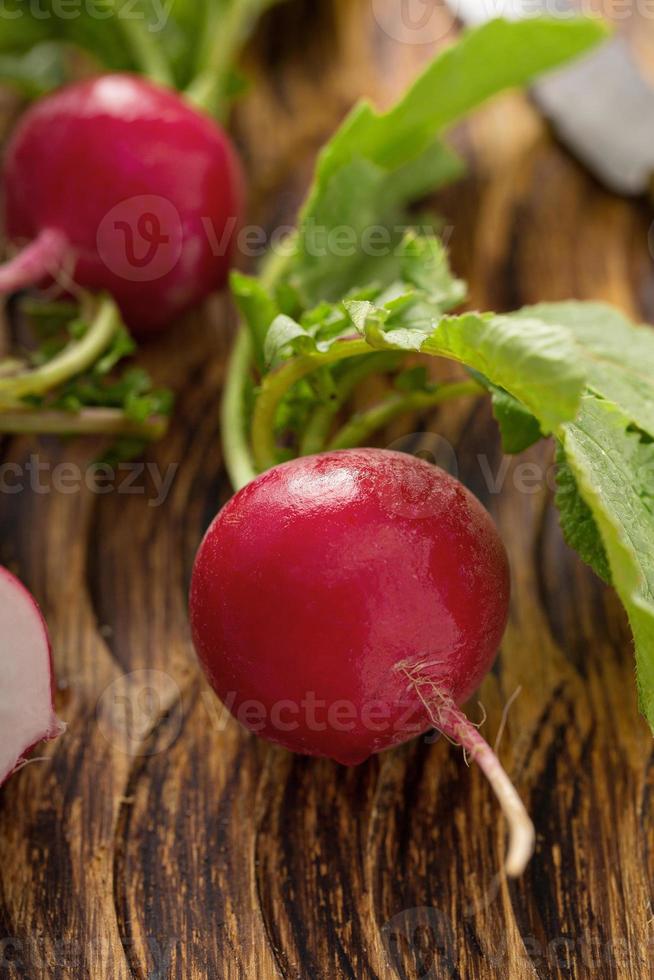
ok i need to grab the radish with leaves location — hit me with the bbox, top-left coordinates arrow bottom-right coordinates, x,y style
0,566 -> 64,787
192,18 -> 654,881
1,73 -> 244,336
0,0 -> 286,440
190,448 -> 535,876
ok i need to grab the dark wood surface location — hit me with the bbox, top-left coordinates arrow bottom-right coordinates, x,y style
1,2 -> 653,977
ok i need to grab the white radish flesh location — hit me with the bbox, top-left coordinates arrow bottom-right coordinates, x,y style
0,566 -> 64,786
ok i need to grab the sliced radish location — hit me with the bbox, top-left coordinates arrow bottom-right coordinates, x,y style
0,566 -> 64,786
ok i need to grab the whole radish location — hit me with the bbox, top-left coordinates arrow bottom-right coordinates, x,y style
190,448 -> 534,875
0,74 -> 243,336
0,565 -> 64,786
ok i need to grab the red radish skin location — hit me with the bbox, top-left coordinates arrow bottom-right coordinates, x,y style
1,74 -> 244,336
190,448 -> 535,875
0,566 -> 64,787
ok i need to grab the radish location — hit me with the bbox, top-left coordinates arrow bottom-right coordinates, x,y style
0,74 -> 243,336
190,448 -> 534,875
0,566 -> 64,787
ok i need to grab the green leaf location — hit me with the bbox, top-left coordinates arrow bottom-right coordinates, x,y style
0,3 -> 51,56
264,315 -> 321,365
0,0 -> 199,92
290,18 -> 607,304
231,271 -> 280,367
513,301 -> 654,438
93,327 -> 137,376
0,42 -> 73,97
560,396 -> 654,727
555,443 -> 611,584
490,386 -> 543,454
348,301 -> 586,432
377,18 -> 607,167
293,147 -> 461,305
422,314 -> 584,432
399,232 -> 466,311
307,18 -> 607,191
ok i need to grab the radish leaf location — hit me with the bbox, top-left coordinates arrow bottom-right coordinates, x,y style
555,444 -> 611,585
560,398 -> 654,726
290,18 -> 608,303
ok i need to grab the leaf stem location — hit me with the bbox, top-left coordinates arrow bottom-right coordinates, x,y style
0,294 -> 122,407
0,408 -> 168,439
104,0 -> 173,87
328,379 -> 483,450
299,352 -> 402,456
251,339 -> 371,472
221,327 -> 258,491
220,243 -> 298,490
185,0 -> 260,119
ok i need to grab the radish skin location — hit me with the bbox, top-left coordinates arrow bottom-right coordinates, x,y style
0,566 -> 64,787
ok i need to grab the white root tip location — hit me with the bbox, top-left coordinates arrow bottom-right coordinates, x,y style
504,808 -> 536,878
398,663 -> 535,877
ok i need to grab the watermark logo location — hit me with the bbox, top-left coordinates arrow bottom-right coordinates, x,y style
383,432 -> 459,519
96,669 -> 183,756
372,0 -> 451,44
97,195 -> 183,283
0,456 -> 178,507
0,0 -> 172,32
381,907 -> 455,979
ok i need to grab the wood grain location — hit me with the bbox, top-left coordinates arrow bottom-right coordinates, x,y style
1,2 -> 653,977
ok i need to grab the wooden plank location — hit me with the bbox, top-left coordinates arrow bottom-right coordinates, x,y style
0,2 -> 653,977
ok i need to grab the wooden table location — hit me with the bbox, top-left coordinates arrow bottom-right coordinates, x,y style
1,2 -> 653,977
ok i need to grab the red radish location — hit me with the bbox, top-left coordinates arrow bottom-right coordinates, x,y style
1,74 -> 243,336
0,566 -> 64,786
190,448 -> 534,875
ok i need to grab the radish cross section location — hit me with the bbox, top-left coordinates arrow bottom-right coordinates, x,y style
0,566 -> 64,786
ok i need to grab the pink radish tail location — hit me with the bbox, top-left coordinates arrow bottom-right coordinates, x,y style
0,228 -> 68,295
398,662 -> 535,877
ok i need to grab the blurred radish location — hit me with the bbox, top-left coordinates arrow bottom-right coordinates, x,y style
0,74 -> 244,336
0,565 -> 64,786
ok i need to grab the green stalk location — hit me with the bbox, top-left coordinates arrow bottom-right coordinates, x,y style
0,408 -> 168,439
299,352 -> 402,457
186,0 -> 260,119
251,339 -> 371,472
102,0 -> 173,87
0,294 -> 122,407
328,380 -> 484,450
221,327 -> 258,490
220,244 -> 297,491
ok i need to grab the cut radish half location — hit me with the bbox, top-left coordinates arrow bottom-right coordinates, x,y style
0,566 -> 64,786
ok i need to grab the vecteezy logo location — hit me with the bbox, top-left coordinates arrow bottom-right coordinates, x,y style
381,907 -> 456,979
383,432 -> 459,519
96,669 -> 183,756
96,195 -> 183,282
372,0 -> 452,44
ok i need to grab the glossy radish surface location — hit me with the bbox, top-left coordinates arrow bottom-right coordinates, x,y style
0,566 -> 64,786
191,449 -> 534,875
1,74 -> 243,336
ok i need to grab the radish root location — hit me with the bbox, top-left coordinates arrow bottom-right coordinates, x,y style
397,661 -> 535,878
0,228 -> 68,295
